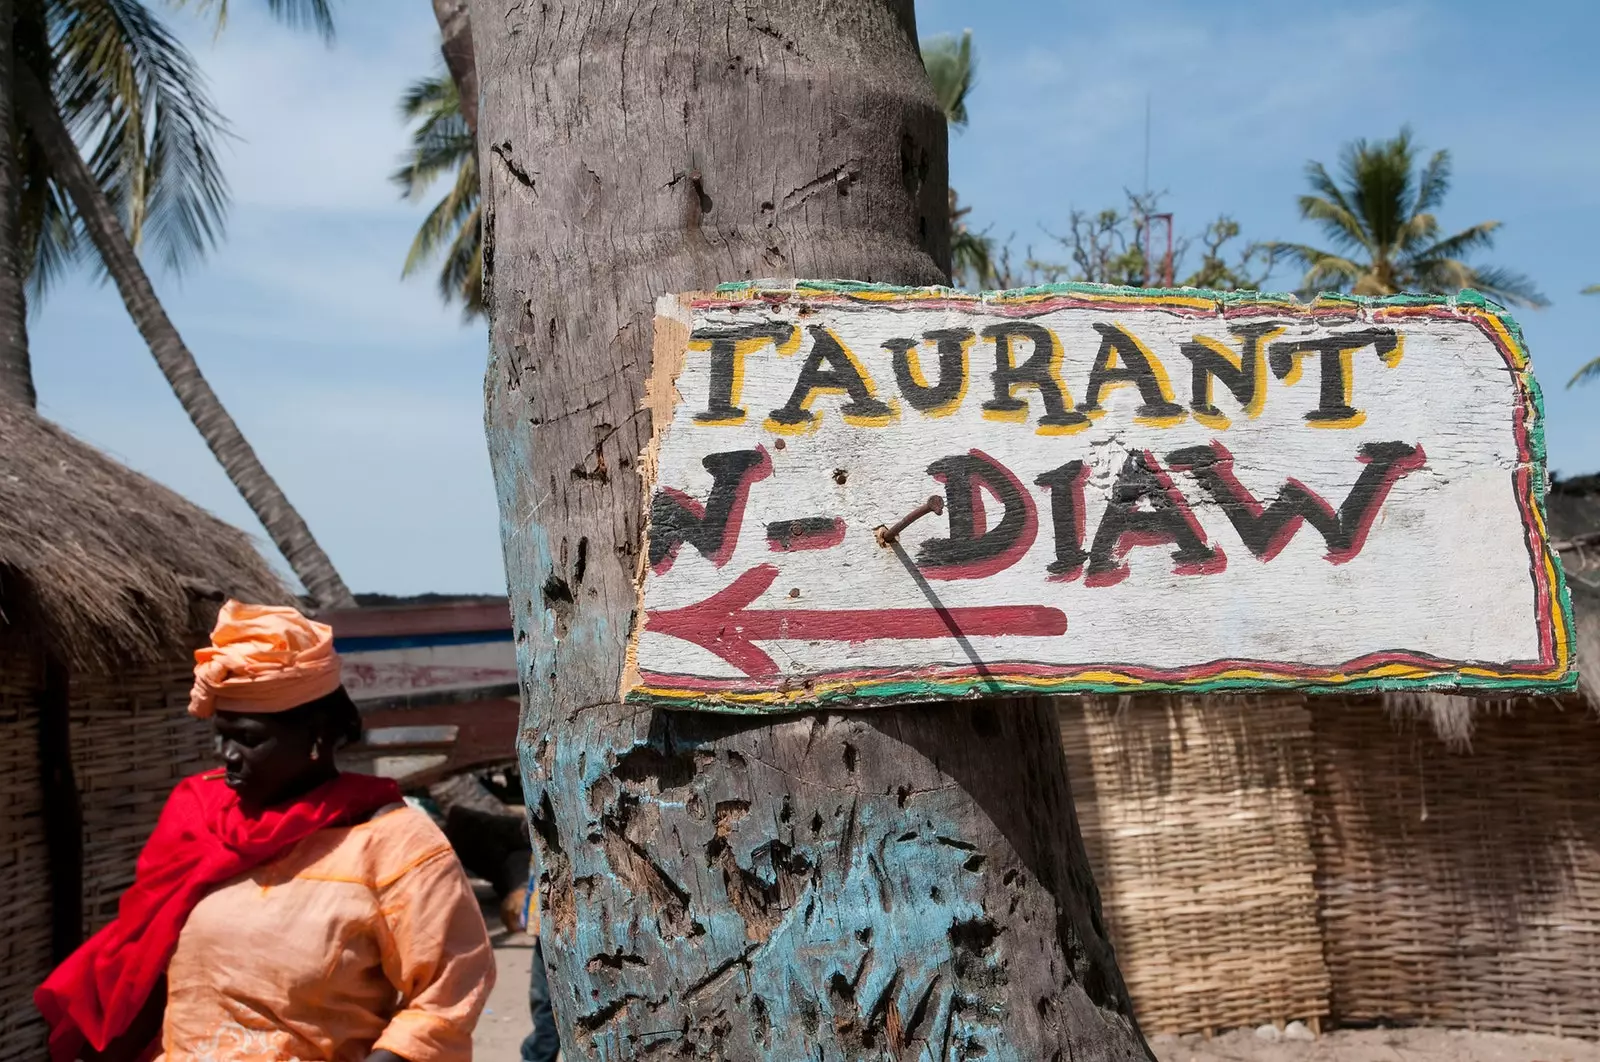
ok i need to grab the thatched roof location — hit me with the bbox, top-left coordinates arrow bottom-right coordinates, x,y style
0,401 -> 289,672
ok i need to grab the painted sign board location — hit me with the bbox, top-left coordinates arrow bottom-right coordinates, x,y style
622,281 -> 1574,712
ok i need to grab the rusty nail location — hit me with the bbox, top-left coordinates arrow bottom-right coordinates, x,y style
875,495 -> 945,547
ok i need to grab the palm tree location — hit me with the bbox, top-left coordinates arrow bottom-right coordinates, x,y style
0,0 -> 355,607
0,0 -> 31,408
919,29 -> 994,289
393,69 -> 482,319
1269,128 -> 1546,308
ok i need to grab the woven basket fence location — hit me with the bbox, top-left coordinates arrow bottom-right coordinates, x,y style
71,664 -> 214,937
1309,696 -> 1600,1038
0,649 -> 52,1060
0,649 -> 210,1062
1059,694 -> 1330,1034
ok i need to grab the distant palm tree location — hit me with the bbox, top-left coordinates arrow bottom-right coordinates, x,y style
393,69 -> 482,318
1567,285 -> 1600,387
1269,128 -> 1546,308
0,0 -> 355,607
920,29 -> 994,289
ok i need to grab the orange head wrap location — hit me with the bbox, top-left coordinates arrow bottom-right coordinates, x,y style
188,600 -> 343,720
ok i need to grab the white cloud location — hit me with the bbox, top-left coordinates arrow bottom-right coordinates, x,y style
173,3 -> 444,213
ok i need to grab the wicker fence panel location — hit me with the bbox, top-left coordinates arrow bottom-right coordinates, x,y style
72,663 -> 215,937
0,651 -> 51,1061
1311,697 -> 1600,1038
1059,694 -> 1329,1034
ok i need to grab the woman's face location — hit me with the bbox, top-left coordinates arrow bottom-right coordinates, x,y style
213,710 -> 325,808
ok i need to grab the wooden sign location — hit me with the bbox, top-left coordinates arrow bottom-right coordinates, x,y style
623,282 -> 1575,711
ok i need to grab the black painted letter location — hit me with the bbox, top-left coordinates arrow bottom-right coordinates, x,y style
980,322 -> 1088,431
1035,460 -> 1089,580
1267,328 -> 1401,424
1079,323 -> 1185,421
690,323 -> 797,424
1180,322 -> 1281,422
649,448 -> 772,573
918,450 -> 1039,580
886,328 -> 972,416
1086,451 -> 1222,587
767,325 -> 894,430
1167,440 -> 1425,563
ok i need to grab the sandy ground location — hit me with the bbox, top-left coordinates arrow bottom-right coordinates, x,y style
1150,1028 -> 1600,1062
471,933 -> 1600,1062
474,922 -> 536,1059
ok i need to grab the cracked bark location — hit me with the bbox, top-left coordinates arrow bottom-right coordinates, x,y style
472,2 -> 1153,1059
432,0 -> 478,138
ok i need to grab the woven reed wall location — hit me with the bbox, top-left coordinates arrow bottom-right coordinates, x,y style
1310,696 -> 1600,1038
1059,694 -> 1330,1034
0,647 -> 208,1062
0,649 -> 51,1061
71,663 -> 213,937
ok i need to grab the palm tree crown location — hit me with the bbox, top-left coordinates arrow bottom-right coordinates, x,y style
1270,128 -> 1546,308
18,0 -> 233,299
392,68 -> 481,318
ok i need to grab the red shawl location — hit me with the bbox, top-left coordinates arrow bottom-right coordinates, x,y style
35,770 -> 402,1061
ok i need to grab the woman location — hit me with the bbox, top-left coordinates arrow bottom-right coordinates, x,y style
36,601 -> 496,1062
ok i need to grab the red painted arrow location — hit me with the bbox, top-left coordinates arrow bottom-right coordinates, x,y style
645,563 -> 1069,677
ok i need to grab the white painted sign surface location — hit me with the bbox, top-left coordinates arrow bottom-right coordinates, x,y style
622,282 -> 1573,712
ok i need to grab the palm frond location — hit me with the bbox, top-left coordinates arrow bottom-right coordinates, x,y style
1581,283 -> 1599,295
394,64 -> 482,316
50,0 -> 232,276
1343,128 -> 1416,253
1413,220 -> 1501,264
1264,241 -> 1363,292
1457,264 -> 1548,309
401,152 -> 477,278
438,201 -> 483,318
1301,160 -> 1366,245
391,72 -> 472,198
920,29 -> 975,129
166,0 -> 334,41
1413,148 -> 1451,215
1297,186 -> 1369,253
1569,357 -> 1600,388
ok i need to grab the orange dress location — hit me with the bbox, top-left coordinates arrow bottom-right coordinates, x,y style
157,804 -> 495,1062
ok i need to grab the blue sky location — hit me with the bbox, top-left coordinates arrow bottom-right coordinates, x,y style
28,0 -> 1600,595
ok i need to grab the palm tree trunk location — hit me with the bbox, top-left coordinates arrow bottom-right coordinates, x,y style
14,64 -> 356,609
432,0 -> 477,138
473,1 -> 1151,1059
0,0 -> 35,409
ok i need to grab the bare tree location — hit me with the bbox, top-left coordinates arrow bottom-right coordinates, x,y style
471,2 -> 1152,1059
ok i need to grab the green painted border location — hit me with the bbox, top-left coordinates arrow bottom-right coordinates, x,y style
639,281 -> 1578,712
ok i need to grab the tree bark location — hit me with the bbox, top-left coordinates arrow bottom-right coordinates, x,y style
0,0 -> 35,408
473,3 -> 1151,1060
431,0 -> 477,138
14,65 -> 356,609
